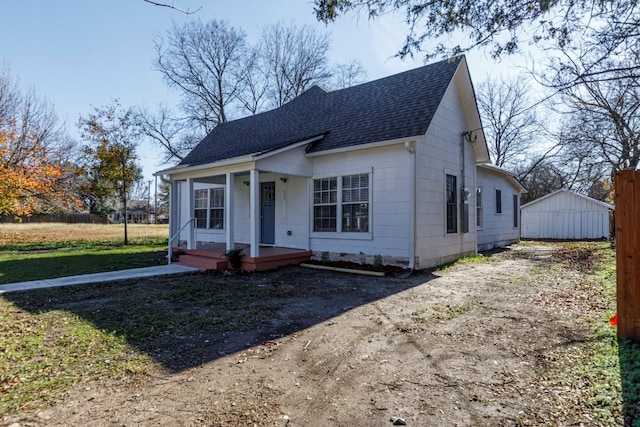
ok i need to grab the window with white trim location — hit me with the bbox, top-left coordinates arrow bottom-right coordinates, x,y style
495,189 -> 502,214
342,174 -> 369,232
313,173 -> 370,233
446,174 -> 457,233
513,194 -> 519,228
194,188 -> 224,229
313,177 -> 337,232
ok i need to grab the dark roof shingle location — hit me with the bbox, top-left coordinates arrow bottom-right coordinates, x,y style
179,57 -> 462,167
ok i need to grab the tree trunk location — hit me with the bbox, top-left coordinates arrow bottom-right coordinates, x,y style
123,195 -> 128,245
123,158 -> 129,246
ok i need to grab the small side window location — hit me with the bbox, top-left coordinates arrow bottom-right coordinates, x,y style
446,174 -> 457,233
476,187 -> 483,228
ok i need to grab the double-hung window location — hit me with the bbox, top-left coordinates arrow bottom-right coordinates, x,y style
209,188 -> 224,229
446,174 -> 457,233
342,174 -> 369,232
194,188 -> 225,230
313,173 -> 370,233
194,189 -> 209,228
313,178 -> 337,232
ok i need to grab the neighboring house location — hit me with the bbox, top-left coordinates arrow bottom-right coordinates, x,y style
521,189 -> 614,240
110,200 -> 151,224
156,56 -> 525,270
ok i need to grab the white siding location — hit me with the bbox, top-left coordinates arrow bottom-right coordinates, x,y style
415,79 -> 477,268
476,168 -> 521,250
521,190 -> 611,239
309,144 -> 412,259
257,145 -> 313,177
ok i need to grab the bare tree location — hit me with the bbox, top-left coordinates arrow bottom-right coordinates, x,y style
477,75 -> 544,169
553,60 -> 640,172
261,23 -> 333,107
517,126 -> 612,204
154,20 -> 247,132
148,21 -> 367,161
516,158 -> 566,204
0,65 -> 19,127
516,67 -> 635,204
235,46 -> 270,115
331,59 -> 367,89
555,117 -> 610,195
137,105 -> 201,162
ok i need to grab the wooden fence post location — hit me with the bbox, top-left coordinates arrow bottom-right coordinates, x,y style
615,169 -> 640,342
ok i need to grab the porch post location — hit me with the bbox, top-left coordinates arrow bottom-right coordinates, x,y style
168,180 -> 178,246
249,169 -> 260,257
186,178 -> 195,250
225,172 -> 235,251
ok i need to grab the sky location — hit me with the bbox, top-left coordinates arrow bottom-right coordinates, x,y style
0,0 -> 527,187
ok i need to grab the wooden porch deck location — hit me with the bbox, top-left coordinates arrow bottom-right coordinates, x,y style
173,242 -> 312,272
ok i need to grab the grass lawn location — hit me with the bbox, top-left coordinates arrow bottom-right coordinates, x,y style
0,223 -> 169,284
0,239 -> 638,424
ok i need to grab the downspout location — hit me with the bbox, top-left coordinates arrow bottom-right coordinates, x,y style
461,131 -> 477,252
461,132 -> 466,237
405,140 -> 416,270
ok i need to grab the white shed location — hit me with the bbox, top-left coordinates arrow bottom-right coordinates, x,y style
521,189 -> 613,240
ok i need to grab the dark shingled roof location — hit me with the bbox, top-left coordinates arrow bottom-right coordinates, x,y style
179,57 -> 462,167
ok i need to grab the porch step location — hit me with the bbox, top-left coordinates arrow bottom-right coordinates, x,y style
173,245 -> 312,272
177,255 -> 228,271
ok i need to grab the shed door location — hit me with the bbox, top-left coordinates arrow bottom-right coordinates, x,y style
260,182 -> 275,245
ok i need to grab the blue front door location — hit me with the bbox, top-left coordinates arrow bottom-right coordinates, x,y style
260,182 -> 275,245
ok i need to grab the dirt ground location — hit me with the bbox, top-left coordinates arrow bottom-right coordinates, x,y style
3,243 -> 615,426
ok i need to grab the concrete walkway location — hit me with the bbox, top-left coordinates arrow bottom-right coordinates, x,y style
0,264 -> 198,294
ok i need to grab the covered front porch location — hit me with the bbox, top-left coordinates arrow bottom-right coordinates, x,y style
172,242 -> 312,272
162,139 -> 318,271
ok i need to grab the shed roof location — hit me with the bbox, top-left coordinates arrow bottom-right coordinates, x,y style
177,57 -> 464,168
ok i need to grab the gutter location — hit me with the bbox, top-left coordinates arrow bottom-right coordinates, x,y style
153,135 -> 326,177
153,154 -> 256,177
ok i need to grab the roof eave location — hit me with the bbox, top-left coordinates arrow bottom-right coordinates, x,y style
154,153 -> 256,177
253,134 -> 325,160
477,163 -> 527,193
154,134 -> 326,177
521,188 -> 614,210
305,135 -> 426,157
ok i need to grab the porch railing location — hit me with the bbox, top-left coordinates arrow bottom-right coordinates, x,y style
167,217 -> 197,265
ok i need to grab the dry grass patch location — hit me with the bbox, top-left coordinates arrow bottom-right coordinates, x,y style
0,224 -> 168,247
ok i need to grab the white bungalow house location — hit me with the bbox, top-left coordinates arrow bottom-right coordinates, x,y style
155,56 -> 525,271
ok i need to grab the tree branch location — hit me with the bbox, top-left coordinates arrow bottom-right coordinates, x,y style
142,0 -> 201,14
